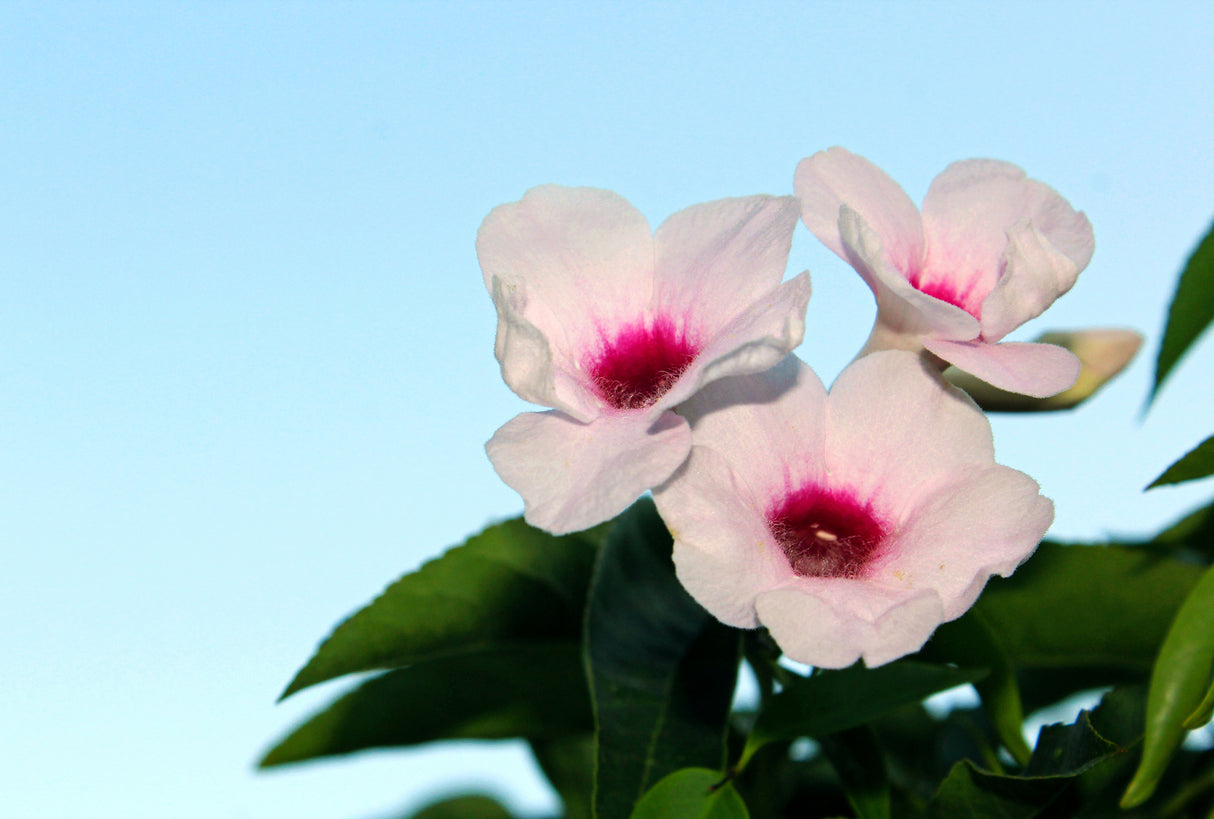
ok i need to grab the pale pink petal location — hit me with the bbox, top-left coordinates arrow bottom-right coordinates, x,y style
921,160 -> 1093,310
653,195 -> 801,331
658,447 -> 790,628
824,352 -> 995,519
979,219 -> 1083,342
676,354 -> 827,501
662,272 -> 813,407
794,147 -> 925,275
878,465 -> 1051,620
487,276 -> 601,422
755,584 -> 944,668
486,409 -> 691,535
922,338 -> 1081,398
839,207 -> 980,346
476,185 -> 654,354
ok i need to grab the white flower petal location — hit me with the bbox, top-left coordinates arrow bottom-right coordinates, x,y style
487,276 -> 600,422
794,147 -> 925,274
881,466 -> 1052,620
923,338 -> 1081,398
755,584 -> 945,669
486,409 -> 691,535
921,160 -> 1094,315
654,195 -> 801,332
839,207 -> 980,345
665,271 -> 813,407
825,352 -> 995,518
477,185 -> 654,357
677,354 -> 827,501
979,219 -> 1083,342
658,446 -> 789,629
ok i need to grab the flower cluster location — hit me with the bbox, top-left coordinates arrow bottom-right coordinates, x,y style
479,150 -> 1093,668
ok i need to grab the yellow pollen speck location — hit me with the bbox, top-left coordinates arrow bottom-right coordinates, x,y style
893,570 -> 905,581
814,529 -> 838,542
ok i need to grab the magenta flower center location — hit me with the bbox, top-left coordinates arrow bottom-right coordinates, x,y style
588,318 -> 699,410
907,268 -> 985,318
767,484 -> 887,579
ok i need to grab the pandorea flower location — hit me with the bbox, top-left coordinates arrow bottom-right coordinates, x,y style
479,185 -> 812,534
795,147 -> 1094,398
654,352 -> 1052,668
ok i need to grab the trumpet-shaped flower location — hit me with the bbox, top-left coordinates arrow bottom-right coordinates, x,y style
654,352 -> 1052,668
795,147 -> 1094,397
480,185 -> 812,534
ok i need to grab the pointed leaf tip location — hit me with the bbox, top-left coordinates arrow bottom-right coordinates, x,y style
1149,219 -> 1214,406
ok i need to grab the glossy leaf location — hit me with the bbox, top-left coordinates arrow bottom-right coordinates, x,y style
1150,497 -> 1214,559
927,708 -> 1122,818
1148,433 -> 1214,488
973,542 -> 1203,672
281,517 -> 601,698
1151,219 -> 1214,404
739,661 -> 984,770
531,734 -> 595,819
260,642 -> 591,767
1122,564 -> 1214,808
923,611 -> 1031,765
818,726 -> 890,819
630,768 -> 748,819
584,499 -> 741,819
404,795 -> 515,819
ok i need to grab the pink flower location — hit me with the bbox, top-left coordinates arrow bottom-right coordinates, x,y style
479,185 -> 812,535
653,352 -> 1053,668
794,147 -> 1094,398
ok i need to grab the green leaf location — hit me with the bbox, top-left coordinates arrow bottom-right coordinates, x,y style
927,708 -> 1123,819
1149,497 -> 1214,558
1151,219 -> 1214,404
1148,434 -> 1214,488
584,499 -> 741,819
630,768 -> 748,819
739,661 -> 985,770
1122,564 -> 1214,808
923,612 -> 1032,765
973,542 -> 1204,673
531,734 -> 595,819
281,517 -> 601,699
818,726 -> 890,819
403,794 -> 516,819
260,642 -> 592,767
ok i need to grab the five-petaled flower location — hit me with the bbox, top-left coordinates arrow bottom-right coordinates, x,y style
795,147 -> 1094,398
654,352 -> 1053,668
479,185 -> 812,535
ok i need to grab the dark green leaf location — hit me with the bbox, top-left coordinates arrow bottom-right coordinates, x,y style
260,642 -> 591,767
923,612 -> 1032,765
974,542 -> 1203,672
630,768 -> 748,819
1122,564 -> 1214,807
281,517 -> 601,699
584,499 -> 741,819
819,726 -> 890,819
740,661 -> 985,769
1149,497 -> 1214,559
927,708 -> 1123,819
1151,219 -> 1214,404
531,734 -> 595,819
403,795 -> 516,819
1148,434 -> 1214,488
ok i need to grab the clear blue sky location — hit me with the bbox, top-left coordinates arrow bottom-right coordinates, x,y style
3,2 -> 1213,817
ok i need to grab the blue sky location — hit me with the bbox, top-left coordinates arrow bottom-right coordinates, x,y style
3,2 -> 1213,817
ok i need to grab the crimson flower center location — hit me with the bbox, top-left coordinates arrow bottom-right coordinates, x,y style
767,484 -> 887,579
588,318 -> 699,411
907,267 -> 985,319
